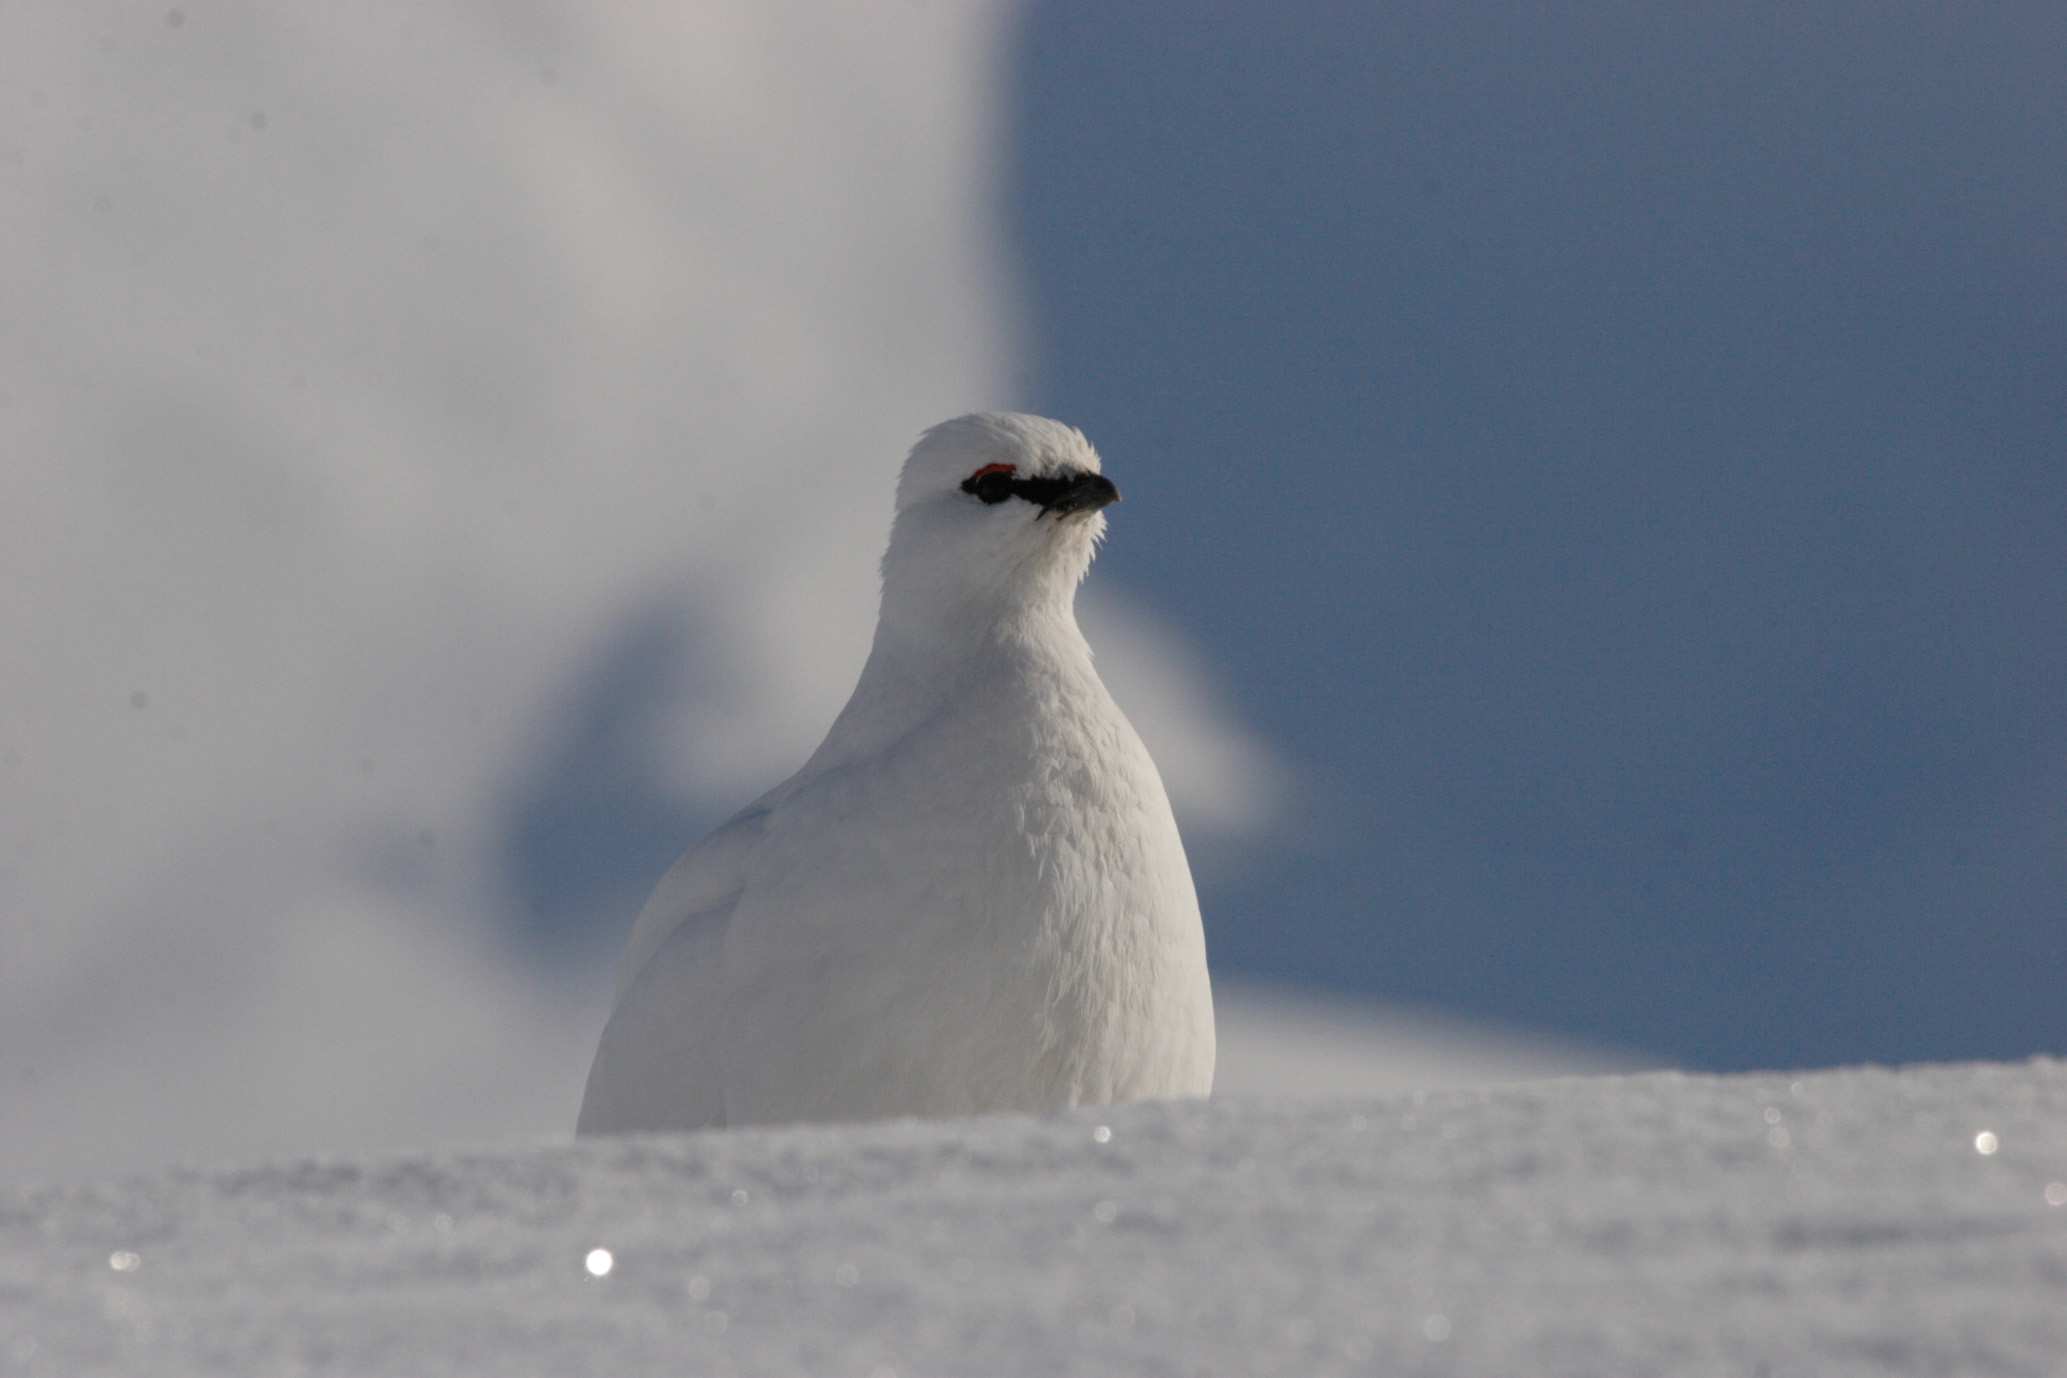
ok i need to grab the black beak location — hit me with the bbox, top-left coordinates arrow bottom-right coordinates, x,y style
1012,469 -> 1122,517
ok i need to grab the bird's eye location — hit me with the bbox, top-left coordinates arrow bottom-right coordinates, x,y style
961,462 -> 1017,505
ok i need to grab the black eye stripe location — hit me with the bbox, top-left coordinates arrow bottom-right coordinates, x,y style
960,467 -> 1092,506
962,469 -> 1015,504
1002,474 -> 1074,506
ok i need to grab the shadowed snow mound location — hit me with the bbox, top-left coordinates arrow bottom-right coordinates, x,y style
8,1060 -> 2065,1376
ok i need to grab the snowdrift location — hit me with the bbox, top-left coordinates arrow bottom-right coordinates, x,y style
7,1060 -> 2064,1376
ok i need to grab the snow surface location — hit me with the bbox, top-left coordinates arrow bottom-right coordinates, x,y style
8,1060 -> 2064,1377
1210,984 -> 1650,1099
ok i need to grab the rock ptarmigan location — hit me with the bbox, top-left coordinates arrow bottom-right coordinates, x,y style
577,413 -> 1214,1134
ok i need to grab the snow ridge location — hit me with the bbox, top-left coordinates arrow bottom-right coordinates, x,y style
6,1060 -> 2065,1376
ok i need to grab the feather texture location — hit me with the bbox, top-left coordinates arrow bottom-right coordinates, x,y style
578,414 -> 1214,1133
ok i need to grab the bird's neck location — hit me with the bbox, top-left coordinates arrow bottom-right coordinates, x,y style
808,582 -> 1094,773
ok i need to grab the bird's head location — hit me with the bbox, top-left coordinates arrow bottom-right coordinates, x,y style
879,412 -> 1120,634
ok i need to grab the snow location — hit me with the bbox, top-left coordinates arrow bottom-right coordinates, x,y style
9,1060 -> 2064,1376
1210,983 -> 1651,1097
0,0 -> 1296,1193
0,1 -> 1291,1190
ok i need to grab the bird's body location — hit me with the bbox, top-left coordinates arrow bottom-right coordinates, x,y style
577,413 -> 1213,1135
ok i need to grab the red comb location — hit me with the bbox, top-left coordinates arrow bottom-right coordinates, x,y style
969,463 -> 1017,479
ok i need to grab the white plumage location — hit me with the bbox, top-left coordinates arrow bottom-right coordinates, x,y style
576,413 -> 1214,1134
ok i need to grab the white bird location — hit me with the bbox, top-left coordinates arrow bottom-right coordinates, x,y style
577,413 -> 1215,1135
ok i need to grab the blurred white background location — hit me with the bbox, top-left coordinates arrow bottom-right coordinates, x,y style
2,3 -> 1634,1184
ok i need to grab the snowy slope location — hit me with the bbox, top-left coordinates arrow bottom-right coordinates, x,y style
1211,983 -> 1651,1098
7,1061 -> 2065,1377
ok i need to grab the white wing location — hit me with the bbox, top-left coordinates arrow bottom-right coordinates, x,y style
575,796 -> 776,1135
609,800 -> 773,1002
